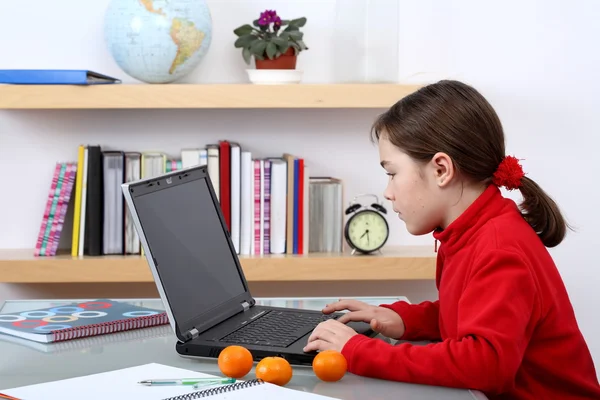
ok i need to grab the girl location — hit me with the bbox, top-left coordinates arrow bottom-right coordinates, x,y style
303,80 -> 600,399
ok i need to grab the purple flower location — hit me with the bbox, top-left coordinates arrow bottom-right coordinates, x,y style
258,9 -> 278,26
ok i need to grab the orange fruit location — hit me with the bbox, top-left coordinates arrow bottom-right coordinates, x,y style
255,356 -> 293,386
217,345 -> 253,378
312,350 -> 348,382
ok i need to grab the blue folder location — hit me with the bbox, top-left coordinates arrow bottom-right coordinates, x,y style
0,69 -> 121,85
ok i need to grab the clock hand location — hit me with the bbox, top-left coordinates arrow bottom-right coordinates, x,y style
360,230 -> 368,239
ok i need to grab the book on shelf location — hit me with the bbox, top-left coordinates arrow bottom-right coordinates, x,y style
34,162 -> 76,257
34,141 -> 345,258
0,299 -> 168,343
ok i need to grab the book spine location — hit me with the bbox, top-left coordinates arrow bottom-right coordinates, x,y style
49,162 -> 77,256
239,151 -> 252,255
253,160 -> 261,254
219,140 -> 231,228
40,163 -> 67,256
34,163 -> 61,256
263,160 -> 271,255
70,145 -> 86,256
297,158 -> 304,254
46,163 -> 69,256
259,159 -> 264,255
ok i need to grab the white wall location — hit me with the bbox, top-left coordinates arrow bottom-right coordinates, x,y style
1,0 -> 599,369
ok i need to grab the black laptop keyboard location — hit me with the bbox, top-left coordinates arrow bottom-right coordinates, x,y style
219,310 -> 339,348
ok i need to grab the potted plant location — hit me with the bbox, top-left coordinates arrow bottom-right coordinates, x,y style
233,10 -> 308,69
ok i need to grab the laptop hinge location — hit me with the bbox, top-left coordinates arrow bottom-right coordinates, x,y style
187,328 -> 199,340
241,301 -> 250,311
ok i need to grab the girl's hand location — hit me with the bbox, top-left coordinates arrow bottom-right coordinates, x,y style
303,319 -> 358,353
322,299 -> 406,339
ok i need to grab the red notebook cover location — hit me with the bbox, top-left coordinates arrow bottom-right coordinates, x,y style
219,140 -> 231,230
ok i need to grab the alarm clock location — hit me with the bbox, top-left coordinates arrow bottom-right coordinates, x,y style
344,194 -> 389,255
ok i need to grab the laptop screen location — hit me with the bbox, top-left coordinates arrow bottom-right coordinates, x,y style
131,174 -> 246,328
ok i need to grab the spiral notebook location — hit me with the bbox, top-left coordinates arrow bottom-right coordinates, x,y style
0,299 -> 168,343
0,324 -> 171,353
0,363 -> 339,400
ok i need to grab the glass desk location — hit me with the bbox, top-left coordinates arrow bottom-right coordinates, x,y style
0,297 -> 484,399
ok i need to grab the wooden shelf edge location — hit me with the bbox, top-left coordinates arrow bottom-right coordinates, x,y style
0,83 -> 422,109
0,246 -> 436,283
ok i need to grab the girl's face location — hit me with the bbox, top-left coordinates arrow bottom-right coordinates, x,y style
378,135 -> 449,236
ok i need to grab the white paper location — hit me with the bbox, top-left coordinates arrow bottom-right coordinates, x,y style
2,363 -> 339,400
2,363 -> 219,400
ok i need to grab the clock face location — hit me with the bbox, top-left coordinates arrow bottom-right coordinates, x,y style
345,210 -> 389,253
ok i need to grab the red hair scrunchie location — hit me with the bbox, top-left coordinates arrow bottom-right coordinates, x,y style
492,155 -> 525,190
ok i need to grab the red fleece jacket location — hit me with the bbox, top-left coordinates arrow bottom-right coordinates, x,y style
341,185 -> 600,399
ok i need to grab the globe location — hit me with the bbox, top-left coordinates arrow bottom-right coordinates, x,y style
104,0 -> 212,84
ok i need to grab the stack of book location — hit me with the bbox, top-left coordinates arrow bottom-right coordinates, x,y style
35,140 -> 345,257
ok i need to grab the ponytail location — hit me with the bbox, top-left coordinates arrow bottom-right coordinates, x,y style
492,156 -> 570,247
518,176 -> 569,248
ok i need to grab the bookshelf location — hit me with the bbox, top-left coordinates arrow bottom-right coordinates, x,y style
0,246 -> 436,284
0,83 -> 421,109
2,83 -> 433,288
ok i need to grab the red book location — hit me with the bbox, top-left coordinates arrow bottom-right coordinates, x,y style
219,140 -> 231,230
297,158 -> 304,254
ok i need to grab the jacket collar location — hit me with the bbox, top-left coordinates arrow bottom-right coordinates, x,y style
432,184 -> 513,256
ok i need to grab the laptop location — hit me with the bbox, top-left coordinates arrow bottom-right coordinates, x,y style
121,164 -> 376,365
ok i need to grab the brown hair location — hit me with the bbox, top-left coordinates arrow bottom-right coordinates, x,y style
371,79 -> 569,247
